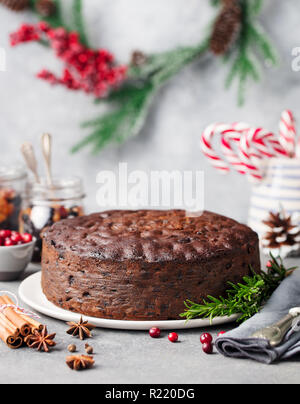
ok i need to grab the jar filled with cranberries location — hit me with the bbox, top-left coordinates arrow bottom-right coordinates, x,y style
19,176 -> 85,262
0,165 -> 27,231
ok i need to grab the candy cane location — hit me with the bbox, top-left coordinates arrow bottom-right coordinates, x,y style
279,110 -> 296,157
200,122 -> 249,174
238,128 -> 265,181
200,123 -> 231,174
238,128 -> 290,182
221,130 -> 248,175
201,111 -> 297,183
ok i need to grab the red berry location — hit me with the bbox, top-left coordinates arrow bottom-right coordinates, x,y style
217,331 -> 226,337
168,332 -> 178,343
202,342 -> 213,354
0,236 -> 4,246
200,333 -> 213,344
4,238 -> 16,247
149,327 -> 161,338
10,233 -> 23,243
59,206 -> 68,219
22,233 -> 33,243
0,230 -> 11,238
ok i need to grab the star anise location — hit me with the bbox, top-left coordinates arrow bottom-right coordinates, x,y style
66,317 -> 96,340
66,355 -> 95,371
25,326 -> 56,352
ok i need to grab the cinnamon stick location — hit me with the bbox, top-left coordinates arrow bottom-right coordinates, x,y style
0,312 -> 19,336
0,295 -> 42,331
0,317 -> 22,349
20,314 -> 43,333
0,296 -> 31,337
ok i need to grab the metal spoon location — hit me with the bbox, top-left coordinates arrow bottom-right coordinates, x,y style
251,307 -> 300,347
41,133 -> 53,186
20,142 -> 40,183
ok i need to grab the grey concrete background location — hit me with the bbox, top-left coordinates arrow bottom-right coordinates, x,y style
0,0 -> 300,384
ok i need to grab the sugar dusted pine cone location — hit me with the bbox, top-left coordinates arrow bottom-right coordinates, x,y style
0,0 -> 29,11
210,0 -> 242,55
36,0 -> 56,17
262,211 -> 300,258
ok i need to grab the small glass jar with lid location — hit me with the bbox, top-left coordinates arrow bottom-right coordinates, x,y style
0,165 -> 27,231
19,176 -> 85,262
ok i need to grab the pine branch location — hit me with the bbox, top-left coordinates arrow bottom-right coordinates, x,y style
72,39 -> 209,153
225,0 -> 278,105
180,255 -> 297,323
72,82 -> 156,153
248,22 -> 278,66
30,0 -> 65,28
72,0 -> 89,47
30,0 -> 89,45
249,0 -> 264,15
210,0 -> 222,7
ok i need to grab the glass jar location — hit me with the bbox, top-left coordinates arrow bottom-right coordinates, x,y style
20,176 -> 85,262
0,165 -> 27,231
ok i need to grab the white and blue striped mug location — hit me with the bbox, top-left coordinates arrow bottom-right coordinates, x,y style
248,158 -> 300,257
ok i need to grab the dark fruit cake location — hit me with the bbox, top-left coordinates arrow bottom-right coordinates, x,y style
41,210 -> 260,320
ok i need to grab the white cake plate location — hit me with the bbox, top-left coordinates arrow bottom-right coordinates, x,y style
18,272 -> 239,330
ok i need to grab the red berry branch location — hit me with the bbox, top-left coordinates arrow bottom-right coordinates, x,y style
10,22 -> 127,98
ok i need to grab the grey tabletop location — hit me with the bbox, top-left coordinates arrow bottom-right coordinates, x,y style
1,255 -> 300,385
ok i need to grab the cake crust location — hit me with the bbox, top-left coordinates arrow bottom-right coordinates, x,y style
41,210 -> 260,320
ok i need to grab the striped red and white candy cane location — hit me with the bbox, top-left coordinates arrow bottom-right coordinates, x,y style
201,115 -> 295,183
279,110 -> 296,157
200,122 -> 249,174
221,129 -> 249,175
238,128 -> 289,181
238,128 -> 265,182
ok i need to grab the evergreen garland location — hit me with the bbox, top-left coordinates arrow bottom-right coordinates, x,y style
74,0 -> 278,153
73,39 -> 210,153
6,0 -> 278,153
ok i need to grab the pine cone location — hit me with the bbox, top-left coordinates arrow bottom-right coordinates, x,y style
36,0 -> 56,17
210,0 -> 242,55
0,0 -> 29,11
130,51 -> 147,67
263,212 -> 300,249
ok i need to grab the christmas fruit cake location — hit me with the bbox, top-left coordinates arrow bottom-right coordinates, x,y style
41,210 -> 260,320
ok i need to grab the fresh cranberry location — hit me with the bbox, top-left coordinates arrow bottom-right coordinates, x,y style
59,206 -> 69,219
149,327 -> 161,338
4,238 -> 16,247
22,233 -> 33,243
0,236 -> 4,246
0,230 -> 11,238
202,342 -> 213,354
217,331 -> 226,337
10,232 -> 23,243
200,333 -> 213,344
168,332 -> 178,343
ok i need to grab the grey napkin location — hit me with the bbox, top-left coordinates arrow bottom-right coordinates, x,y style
215,269 -> 300,364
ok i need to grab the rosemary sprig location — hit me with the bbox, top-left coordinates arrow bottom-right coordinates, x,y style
180,254 -> 297,323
